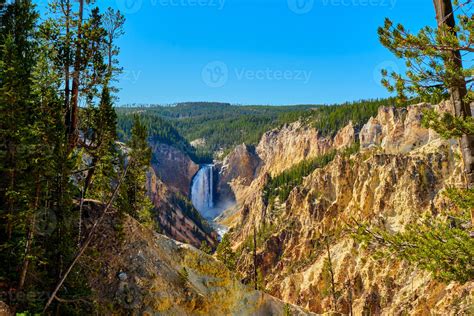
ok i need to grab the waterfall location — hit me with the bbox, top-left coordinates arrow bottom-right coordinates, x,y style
208,165 -> 213,209
191,164 -> 215,219
191,164 -> 233,237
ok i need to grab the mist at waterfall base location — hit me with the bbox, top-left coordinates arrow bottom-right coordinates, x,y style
191,165 -> 233,236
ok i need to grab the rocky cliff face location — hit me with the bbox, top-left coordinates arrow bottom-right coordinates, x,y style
256,121 -> 332,176
147,167 -> 218,249
360,103 -> 440,154
226,103 -> 473,315
149,139 -> 199,197
146,140 -> 218,248
217,119 -> 356,229
80,202 -> 315,316
251,119 -> 355,178
333,121 -> 356,150
215,144 -> 261,208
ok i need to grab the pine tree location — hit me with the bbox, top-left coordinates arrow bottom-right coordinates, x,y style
0,1 -> 126,313
44,0 -> 112,152
0,0 -> 39,292
0,0 -> 6,31
117,115 -> 154,228
103,7 -> 125,91
378,0 -> 473,190
322,238 -> 338,312
82,86 -> 119,198
216,233 -> 236,270
0,1 -> 80,312
199,240 -> 212,254
67,0 -> 83,150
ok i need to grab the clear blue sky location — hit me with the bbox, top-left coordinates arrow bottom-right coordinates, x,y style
37,0 -> 436,105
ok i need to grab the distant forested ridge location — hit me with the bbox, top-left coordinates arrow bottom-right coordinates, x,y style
116,111 -> 208,161
116,98 -> 397,161
306,97 -> 400,136
116,102 -> 317,161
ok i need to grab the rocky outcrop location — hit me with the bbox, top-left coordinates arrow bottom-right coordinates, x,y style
149,139 -> 199,197
81,202 -> 315,315
147,167 -> 218,249
216,144 -> 261,207
360,104 -> 439,153
333,121 -> 356,150
227,103 -> 473,314
256,121 -> 332,176
220,144 -> 261,187
190,138 -> 206,148
217,120 -> 357,229
216,120 -> 357,219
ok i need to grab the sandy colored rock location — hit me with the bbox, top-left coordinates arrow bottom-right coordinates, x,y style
216,144 -> 261,208
257,121 -> 332,176
333,121 -> 356,150
359,103 -> 440,153
227,103 -> 473,315
149,140 -> 199,197
81,201 -> 316,315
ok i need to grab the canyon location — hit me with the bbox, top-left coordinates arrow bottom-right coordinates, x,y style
3,1 -> 473,314
72,101 -> 472,315
217,102 -> 473,315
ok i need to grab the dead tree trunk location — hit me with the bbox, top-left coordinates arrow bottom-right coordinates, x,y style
18,180 -> 41,291
433,0 -> 474,186
325,239 -> 337,312
68,0 -> 84,152
62,0 -> 71,123
253,225 -> 257,290
433,0 -> 474,231
345,279 -> 353,316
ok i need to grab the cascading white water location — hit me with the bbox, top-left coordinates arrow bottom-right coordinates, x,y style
191,164 -> 233,238
191,164 -> 215,219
